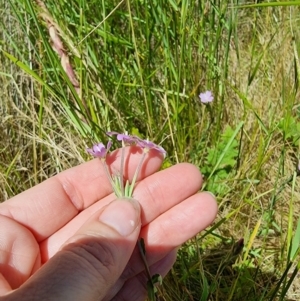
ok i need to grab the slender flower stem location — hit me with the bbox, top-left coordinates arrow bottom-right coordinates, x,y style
138,238 -> 159,301
129,152 -> 146,197
120,147 -> 125,197
138,239 -> 153,281
100,159 -> 122,197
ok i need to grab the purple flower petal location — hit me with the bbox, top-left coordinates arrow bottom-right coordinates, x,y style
107,131 -> 138,145
199,90 -> 214,103
106,132 -> 166,156
136,138 -> 166,155
86,141 -> 112,158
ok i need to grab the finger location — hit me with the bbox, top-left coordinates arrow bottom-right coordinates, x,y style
133,162 -> 203,224
0,215 -> 41,291
142,192 -> 218,251
0,147 -> 163,241
111,192 -> 217,294
40,163 -> 203,260
0,273 -> 12,296
4,198 -> 141,301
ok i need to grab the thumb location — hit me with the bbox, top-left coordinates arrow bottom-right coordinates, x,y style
7,198 -> 141,301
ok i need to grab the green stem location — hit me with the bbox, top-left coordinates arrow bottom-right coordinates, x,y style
129,151 -> 146,197
120,146 -> 125,197
101,159 -> 122,198
137,239 -> 157,301
138,239 -> 152,281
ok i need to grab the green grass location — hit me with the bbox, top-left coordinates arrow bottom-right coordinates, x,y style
1,0 -> 300,300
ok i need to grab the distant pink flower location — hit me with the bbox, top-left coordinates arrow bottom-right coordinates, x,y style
86,141 -> 112,158
199,90 -> 214,103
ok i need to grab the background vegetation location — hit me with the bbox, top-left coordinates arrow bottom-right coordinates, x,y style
1,0 -> 300,300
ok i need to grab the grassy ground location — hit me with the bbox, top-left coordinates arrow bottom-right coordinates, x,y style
1,0 -> 300,300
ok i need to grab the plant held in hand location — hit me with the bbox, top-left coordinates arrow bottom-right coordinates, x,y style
87,132 -> 166,300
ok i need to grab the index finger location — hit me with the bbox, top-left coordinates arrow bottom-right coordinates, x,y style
0,147 -> 163,241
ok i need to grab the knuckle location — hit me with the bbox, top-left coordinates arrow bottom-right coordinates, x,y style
65,239 -> 117,281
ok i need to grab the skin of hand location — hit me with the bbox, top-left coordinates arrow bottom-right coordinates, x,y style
0,146 -> 217,301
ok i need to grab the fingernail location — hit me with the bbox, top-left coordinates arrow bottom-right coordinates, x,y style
99,198 -> 141,237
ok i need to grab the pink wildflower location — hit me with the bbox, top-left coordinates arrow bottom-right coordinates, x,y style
199,90 -> 214,103
86,141 -> 112,158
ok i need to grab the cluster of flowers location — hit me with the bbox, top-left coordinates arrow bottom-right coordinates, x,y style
86,131 -> 166,198
87,132 -> 166,159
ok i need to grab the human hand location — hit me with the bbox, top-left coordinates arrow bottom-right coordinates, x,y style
0,147 -> 217,301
